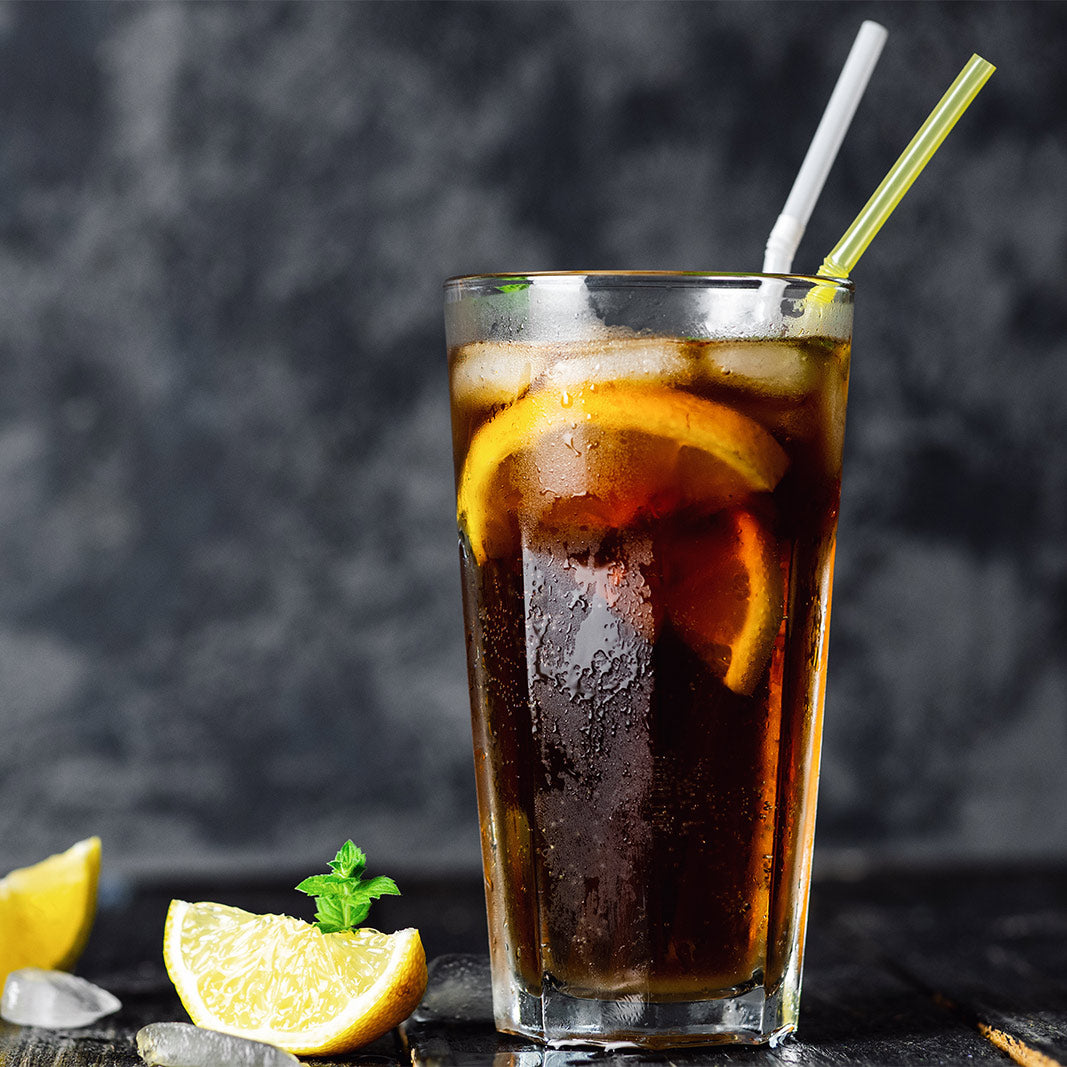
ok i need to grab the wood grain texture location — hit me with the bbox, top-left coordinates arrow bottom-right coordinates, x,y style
820,864 -> 1067,1064
3,864 -> 1063,1066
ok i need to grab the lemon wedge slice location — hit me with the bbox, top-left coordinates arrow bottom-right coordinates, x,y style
164,900 -> 427,1056
457,381 -> 788,563
662,509 -> 784,695
0,837 -> 101,989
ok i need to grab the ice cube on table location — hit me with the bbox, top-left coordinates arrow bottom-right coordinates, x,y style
411,954 -> 493,1024
136,1023 -> 299,1067
0,968 -> 121,1028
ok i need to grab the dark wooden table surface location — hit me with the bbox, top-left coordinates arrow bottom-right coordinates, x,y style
2,861 -> 1064,1067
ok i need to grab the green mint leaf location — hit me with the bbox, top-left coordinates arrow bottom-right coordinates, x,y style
327,840 -> 365,879
497,281 -> 530,293
296,842 -> 400,934
358,876 -> 401,900
314,894 -> 348,934
345,898 -> 372,928
295,873 -> 346,896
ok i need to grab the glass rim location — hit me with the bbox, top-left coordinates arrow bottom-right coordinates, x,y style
444,269 -> 854,292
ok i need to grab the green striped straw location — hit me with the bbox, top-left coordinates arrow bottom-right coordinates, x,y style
815,53 -> 996,293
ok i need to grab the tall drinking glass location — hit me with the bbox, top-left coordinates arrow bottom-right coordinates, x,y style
445,273 -> 853,1047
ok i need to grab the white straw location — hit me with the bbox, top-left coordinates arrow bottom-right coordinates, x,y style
762,20 -> 888,274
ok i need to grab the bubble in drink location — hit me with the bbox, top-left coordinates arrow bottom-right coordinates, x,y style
136,1023 -> 299,1067
1,968 -> 121,1028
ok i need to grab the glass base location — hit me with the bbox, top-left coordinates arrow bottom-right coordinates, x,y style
496,976 -> 797,1049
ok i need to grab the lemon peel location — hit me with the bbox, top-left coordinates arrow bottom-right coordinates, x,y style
663,509 -> 784,696
458,382 -> 788,563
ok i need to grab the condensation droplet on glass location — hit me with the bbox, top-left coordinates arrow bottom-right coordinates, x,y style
562,431 -> 582,456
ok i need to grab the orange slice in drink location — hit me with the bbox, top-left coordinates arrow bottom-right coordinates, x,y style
457,382 -> 788,563
661,509 -> 784,695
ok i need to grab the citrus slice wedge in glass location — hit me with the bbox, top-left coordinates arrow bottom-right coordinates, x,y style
457,381 -> 789,563
163,901 -> 426,1056
0,836 -> 101,988
661,508 -> 784,696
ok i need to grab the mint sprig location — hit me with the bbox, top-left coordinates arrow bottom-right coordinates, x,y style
295,841 -> 400,934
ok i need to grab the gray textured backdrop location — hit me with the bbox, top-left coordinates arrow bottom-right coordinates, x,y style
0,1 -> 1064,879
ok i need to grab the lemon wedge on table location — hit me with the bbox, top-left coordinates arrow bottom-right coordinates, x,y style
0,836 -> 101,989
164,900 -> 427,1056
